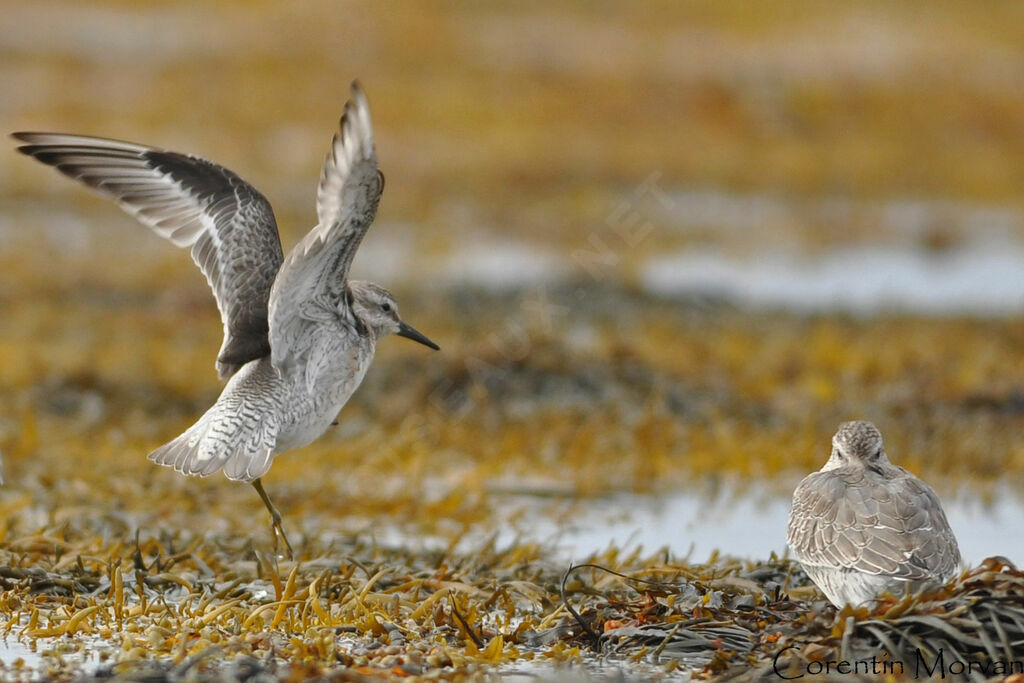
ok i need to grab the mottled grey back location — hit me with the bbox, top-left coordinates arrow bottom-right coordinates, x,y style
788,422 -> 961,606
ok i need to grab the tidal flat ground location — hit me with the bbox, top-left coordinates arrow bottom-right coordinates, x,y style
2,1 -> 1024,679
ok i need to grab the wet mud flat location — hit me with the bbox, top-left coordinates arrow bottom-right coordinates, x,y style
0,286 -> 1023,679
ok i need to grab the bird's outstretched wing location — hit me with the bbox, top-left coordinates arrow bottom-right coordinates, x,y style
788,468 -> 961,582
13,132 -> 284,379
268,81 -> 383,371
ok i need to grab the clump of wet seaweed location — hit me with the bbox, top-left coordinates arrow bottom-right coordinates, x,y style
745,558 -> 1024,682
533,556 -> 1024,681
3,517 -> 1019,681
848,558 -> 1024,681
0,525 -> 559,680
0,524 -> 768,680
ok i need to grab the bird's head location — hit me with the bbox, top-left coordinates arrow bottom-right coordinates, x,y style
824,420 -> 889,471
348,280 -> 439,350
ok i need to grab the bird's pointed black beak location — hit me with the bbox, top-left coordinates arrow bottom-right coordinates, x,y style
397,321 -> 439,350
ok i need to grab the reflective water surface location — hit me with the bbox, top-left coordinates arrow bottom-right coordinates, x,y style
499,486 -> 1024,568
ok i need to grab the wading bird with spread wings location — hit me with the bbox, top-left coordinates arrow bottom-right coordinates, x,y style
787,421 -> 961,607
14,82 -> 439,558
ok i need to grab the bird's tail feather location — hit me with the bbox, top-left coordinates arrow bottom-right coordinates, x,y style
148,412 -> 275,482
224,444 -> 274,482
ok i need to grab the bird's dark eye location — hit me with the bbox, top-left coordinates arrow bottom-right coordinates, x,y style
381,302 -> 392,313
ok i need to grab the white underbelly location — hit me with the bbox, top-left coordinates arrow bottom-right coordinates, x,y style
273,346 -> 374,454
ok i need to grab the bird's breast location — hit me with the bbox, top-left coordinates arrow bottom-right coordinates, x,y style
274,332 -> 375,450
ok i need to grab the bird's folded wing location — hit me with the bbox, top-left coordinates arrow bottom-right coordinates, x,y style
788,469 -> 960,581
13,132 -> 284,379
268,81 -> 382,371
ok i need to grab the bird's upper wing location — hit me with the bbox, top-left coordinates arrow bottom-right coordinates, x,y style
13,132 -> 283,379
787,467 -> 961,581
268,81 -> 383,371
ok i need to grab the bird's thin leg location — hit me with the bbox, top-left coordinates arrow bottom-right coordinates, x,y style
252,478 -> 294,560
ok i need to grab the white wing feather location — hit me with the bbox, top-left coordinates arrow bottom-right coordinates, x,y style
268,81 -> 383,372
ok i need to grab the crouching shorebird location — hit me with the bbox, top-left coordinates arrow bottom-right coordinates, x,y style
787,421 -> 961,608
14,82 -> 439,558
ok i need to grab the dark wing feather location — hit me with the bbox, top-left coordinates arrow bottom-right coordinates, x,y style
12,132 -> 283,378
787,466 -> 961,581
